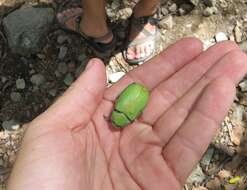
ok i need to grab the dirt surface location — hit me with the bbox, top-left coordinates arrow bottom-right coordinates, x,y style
1,0 -> 247,189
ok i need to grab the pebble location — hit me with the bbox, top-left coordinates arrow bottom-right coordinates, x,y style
57,62 -> 68,74
215,32 -> 228,42
111,1 -> 120,9
58,46 -> 68,60
55,70 -> 61,78
187,165 -> 206,183
1,76 -> 7,83
48,89 -> 57,97
203,7 -> 218,17
10,92 -> 22,102
30,74 -> 46,86
190,0 -> 200,6
206,177 -> 221,190
63,73 -> 74,86
201,147 -> 214,166
77,54 -> 87,62
160,15 -> 173,29
161,7 -> 169,16
234,24 -> 243,43
57,35 -> 69,44
218,169 -> 231,179
3,7 -> 54,56
119,8 -> 132,19
108,72 -> 125,83
2,120 -> 19,131
239,80 -> 247,91
179,3 -> 194,15
168,3 -> 177,13
16,78 -> 25,89
204,0 -> 215,7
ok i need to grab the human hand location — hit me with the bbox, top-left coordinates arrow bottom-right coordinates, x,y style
7,38 -> 247,190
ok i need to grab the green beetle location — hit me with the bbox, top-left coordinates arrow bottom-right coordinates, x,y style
111,83 -> 150,128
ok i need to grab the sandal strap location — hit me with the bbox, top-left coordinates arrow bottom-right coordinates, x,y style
128,35 -> 155,47
94,31 -> 114,43
74,15 -> 113,44
130,15 -> 159,36
131,15 -> 159,27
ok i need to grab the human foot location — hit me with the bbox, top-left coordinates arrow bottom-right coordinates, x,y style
124,15 -> 159,64
57,8 -> 115,52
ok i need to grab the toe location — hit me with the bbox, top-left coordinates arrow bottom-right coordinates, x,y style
135,46 -> 142,59
127,48 -> 135,59
140,46 -> 146,58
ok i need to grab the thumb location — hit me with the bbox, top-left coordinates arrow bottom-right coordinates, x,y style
31,58 -> 107,129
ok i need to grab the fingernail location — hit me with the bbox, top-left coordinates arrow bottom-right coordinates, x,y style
86,59 -> 96,70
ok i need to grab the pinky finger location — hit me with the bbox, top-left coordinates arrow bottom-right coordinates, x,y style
162,77 -> 236,184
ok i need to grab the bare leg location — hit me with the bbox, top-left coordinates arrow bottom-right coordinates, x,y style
134,0 -> 160,18
126,0 -> 160,61
57,0 -> 112,43
80,0 -> 112,42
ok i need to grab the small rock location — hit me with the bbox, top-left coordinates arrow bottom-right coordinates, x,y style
108,72 -> 125,83
190,0 -> 200,6
178,8 -> 186,16
168,3 -> 177,13
3,7 -> 54,56
111,1 -> 120,9
48,89 -> 57,97
57,62 -> 68,74
204,0 -> 215,7
215,32 -> 228,42
119,8 -> 132,19
29,69 -> 35,75
231,104 -> 245,124
77,53 -> 87,62
30,74 -> 46,86
187,165 -> 206,184
16,78 -> 26,89
203,7 -> 218,17
58,46 -> 68,60
224,184 -> 237,190
10,92 -> 22,102
63,73 -> 74,86
37,53 -> 46,59
2,120 -> 19,131
160,15 -> 173,29
0,159 -> 4,166
201,147 -> 214,166
218,169 -> 232,180
203,39 -> 216,49
206,177 -> 221,190
55,70 -> 61,78
179,3 -> 194,15
57,35 -> 69,44
229,125 -> 244,146
1,76 -> 7,83
161,7 -> 169,16
234,24 -> 243,43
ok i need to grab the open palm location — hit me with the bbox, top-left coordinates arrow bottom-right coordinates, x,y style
7,38 -> 247,190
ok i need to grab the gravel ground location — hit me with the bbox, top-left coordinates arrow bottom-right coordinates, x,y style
1,0 -> 247,189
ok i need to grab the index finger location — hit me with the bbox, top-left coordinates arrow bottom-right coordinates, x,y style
104,37 -> 203,101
